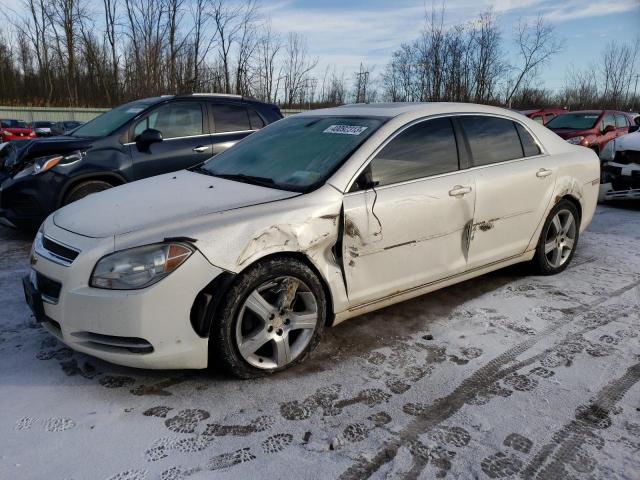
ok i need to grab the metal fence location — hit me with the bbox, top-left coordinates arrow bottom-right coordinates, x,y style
0,106 -> 109,123
1,105 -> 306,123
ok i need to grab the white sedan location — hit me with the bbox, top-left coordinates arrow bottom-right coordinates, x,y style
24,103 -> 599,377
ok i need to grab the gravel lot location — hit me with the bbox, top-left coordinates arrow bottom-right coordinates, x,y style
1,203 -> 639,480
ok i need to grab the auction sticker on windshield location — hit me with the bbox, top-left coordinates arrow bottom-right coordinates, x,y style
323,125 -> 368,135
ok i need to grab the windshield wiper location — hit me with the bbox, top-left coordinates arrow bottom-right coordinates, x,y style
211,173 -> 278,189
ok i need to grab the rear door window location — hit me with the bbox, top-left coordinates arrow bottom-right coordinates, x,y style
601,114 -> 616,131
248,110 -> 265,129
615,114 -> 628,128
369,117 -> 459,187
459,116 -> 523,166
211,104 -> 252,133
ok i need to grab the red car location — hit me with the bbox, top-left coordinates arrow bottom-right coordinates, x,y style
0,119 -> 36,142
519,108 -> 566,125
545,110 -> 633,154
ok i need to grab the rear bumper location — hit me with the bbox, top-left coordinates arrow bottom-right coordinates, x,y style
29,219 -> 222,369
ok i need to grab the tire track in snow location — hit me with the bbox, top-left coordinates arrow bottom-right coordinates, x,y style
520,362 -> 640,480
338,279 -> 640,480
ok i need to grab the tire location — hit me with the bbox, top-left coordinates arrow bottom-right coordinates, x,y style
532,199 -> 580,275
63,180 -> 114,205
210,257 -> 327,378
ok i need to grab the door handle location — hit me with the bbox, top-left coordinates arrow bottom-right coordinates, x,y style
536,168 -> 553,178
192,145 -> 210,153
448,185 -> 472,197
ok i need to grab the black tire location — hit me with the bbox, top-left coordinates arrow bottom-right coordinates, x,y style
532,199 -> 580,275
210,257 -> 327,379
63,180 -> 114,205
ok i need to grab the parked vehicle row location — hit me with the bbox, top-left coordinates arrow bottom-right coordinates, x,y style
18,101 -> 599,377
1,118 -> 85,141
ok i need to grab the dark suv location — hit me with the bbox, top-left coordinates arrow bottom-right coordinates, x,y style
0,94 -> 282,231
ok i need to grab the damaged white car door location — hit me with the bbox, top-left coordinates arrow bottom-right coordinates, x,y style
342,116 -> 476,306
460,115 -> 558,268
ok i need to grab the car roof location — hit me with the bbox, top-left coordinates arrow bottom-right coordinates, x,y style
558,110 -> 602,115
299,102 -> 529,118
135,94 -> 273,107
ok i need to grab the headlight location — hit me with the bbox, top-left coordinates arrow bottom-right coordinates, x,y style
566,136 -> 585,145
90,243 -> 194,290
32,151 -> 84,175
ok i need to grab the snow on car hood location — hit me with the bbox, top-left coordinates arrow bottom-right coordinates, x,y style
53,170 -> 299,238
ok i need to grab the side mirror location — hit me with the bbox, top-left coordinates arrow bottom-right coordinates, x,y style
629,125 -> 639,133
602,124 -> 616,134
136,128 -> 163,152
352,167 -> 380,192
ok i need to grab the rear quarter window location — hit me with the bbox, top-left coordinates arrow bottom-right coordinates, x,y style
515,124 -> 541,157
211,104 -> 252,132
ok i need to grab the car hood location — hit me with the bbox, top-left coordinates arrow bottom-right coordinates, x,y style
1,135 -> 94,173
549,128 -> 591,140
52,170 -> 300,238
2,127 -> 31,133
616,131 -> 640,151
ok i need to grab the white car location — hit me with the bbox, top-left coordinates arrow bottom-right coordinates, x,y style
599,129 -> 640,201
24,103 -> 599,377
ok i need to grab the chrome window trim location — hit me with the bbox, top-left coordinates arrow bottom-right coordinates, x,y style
123,130 -> 255,146
344,112 -> 549,194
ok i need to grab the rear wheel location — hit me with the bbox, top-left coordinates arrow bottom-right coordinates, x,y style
532,200 -> 580,275
63,180 -> 113,205
210,257 -> 326,378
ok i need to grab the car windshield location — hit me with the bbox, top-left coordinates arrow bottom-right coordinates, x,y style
70,101 -> 151,138
1,120 -> 28,128
200,116 -> 385,192
546,113 -> 600,130
34,121 -> 53,127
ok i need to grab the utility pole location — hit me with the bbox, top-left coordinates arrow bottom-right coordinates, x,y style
301,77 -> 317,110
631,74 -> 639,112
355,63 -> 370,103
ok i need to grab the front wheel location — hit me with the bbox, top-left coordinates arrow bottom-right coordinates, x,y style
532,200 -> 580,275
64,180 -> 113,205
210,257 -> 327,378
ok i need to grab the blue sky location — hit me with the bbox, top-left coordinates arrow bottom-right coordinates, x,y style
264,0 -> 640,92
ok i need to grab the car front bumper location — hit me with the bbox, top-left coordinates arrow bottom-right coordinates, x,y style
26,218 -> 222,369
600,161 -> 640,200
0,169 -> 63,231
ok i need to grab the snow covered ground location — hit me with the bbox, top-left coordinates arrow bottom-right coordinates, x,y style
1,203 -> 639,480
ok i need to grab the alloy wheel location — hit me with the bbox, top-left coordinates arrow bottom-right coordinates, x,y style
544,208 -> 577,268
235,276 -> 318,369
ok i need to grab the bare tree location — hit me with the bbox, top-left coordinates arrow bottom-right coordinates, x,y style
600,40 -> 638,109
282,32 -> 317,107
254,21 -> 282,102
505,15 -> 562,107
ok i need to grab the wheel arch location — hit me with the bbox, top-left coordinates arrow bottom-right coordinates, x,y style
191,251 -> 337,339
58,172 -> 127,207
557,194 -> 582,223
